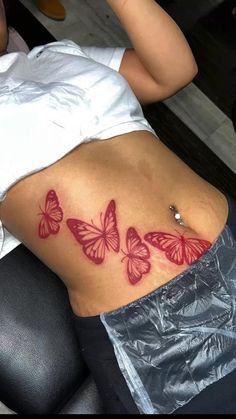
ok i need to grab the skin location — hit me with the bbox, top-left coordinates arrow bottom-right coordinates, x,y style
0,131 -> 229,316
0,2 -> 229,316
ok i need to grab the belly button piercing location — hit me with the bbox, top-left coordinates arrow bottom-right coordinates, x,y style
169,205 -> 186,226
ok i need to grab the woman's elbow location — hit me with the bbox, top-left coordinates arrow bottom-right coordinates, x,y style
188,59 -> 198,82
159,60 -> 198,101
175,59 -> 198,91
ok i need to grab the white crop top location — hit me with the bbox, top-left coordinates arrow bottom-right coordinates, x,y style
0,39 -> 157,258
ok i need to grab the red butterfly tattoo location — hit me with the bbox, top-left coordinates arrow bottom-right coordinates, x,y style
38,190 -> 63,239
66,200 -> 120,264
122,227 -> 151,285
144,230 -> 211,266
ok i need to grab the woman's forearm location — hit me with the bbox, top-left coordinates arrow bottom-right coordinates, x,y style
106,0 -> 197,89
0,0 -> 7,55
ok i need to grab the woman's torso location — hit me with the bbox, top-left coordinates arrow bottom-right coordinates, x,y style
0,130 -> 229,316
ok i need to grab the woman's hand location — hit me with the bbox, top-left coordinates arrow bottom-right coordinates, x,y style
0,0 -> 7,55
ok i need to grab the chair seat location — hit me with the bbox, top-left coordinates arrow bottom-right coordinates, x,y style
0,244 -> 89,414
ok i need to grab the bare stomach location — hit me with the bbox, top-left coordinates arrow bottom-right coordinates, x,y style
0,131 -> 229,316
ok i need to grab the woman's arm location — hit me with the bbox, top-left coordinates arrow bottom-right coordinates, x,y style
106,0 -> 198,104
0,0 -> 7,56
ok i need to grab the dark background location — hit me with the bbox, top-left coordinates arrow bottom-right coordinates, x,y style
158,0 -> 236,119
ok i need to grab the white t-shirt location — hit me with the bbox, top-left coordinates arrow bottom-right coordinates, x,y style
0,39 -> 157,258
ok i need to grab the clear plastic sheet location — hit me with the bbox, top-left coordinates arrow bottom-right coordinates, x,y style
101,225 -> 236,414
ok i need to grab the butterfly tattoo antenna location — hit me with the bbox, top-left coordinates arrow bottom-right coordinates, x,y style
120,248 -> 128,263
37,199 -> 45,216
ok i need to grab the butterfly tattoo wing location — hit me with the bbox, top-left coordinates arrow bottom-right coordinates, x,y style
125,227 -> 151,284
145,232 -> 184,264
183,237 -> 211,265
67,200 -> 120,264
67,219 -> 107,264
39,190 -> 63,238
102,200 -> 120,253
145,231 -> 211,265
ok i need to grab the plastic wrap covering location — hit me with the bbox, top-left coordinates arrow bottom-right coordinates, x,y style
101,224 -> 236,414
